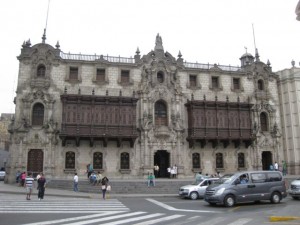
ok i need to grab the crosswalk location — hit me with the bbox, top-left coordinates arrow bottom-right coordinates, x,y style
0,199 -> 258,225
0,199 -> 129,214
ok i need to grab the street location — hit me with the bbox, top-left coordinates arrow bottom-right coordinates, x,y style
0,193 -> 299,225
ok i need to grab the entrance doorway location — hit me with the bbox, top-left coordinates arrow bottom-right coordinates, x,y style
262,151 -> 272,170
27,149 -> 43,178
154,150 -> 170,178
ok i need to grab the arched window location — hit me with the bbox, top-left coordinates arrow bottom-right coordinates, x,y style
65,151 -> 75,169
192,153 -> 201,169
216,153 -> 223,169
157,71 -> 164,83
37,65 -> 46,77
32,103 -> 44,126
155,100 -> 168,126
260,112 -> 268,131
238,152 -> 245,168
120,152 -> 130,169
257,79 -> 264,91
93,152 -> 103,169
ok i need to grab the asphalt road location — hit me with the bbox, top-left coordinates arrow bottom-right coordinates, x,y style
0,193 -> 299,225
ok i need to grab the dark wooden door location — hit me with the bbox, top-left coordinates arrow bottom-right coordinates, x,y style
27,149 -> 43,177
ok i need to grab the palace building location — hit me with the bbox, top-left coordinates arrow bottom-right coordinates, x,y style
5,34 -> 289,182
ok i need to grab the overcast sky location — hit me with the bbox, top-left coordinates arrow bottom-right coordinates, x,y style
0,0 -> 299,114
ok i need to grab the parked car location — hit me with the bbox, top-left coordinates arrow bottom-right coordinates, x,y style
0,171 -> 6,181
204,171 -> 287,207
179,177 -> 219,200
288,178 -> 300,200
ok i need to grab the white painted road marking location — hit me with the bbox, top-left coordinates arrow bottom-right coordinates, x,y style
146,198 -> 220,213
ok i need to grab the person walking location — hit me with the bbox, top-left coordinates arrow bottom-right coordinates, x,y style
167,167 -> 171,178
147,173 -> 155,187
20,172 -> 26,187
101,176 -> 109,200
282,160 -> 287,176
24,173 -> 34,200
274,162 -> 279,171
154,164 -> 159,178
37,173 -> 46,200
173,164 -> 178,178
73,173 -> 79,192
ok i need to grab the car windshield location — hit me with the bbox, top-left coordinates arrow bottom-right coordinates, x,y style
215,174 -> 235,184
192,179 -> 204,185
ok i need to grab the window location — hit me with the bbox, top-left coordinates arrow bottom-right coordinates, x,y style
32,103 -> 44,126
190,75 -> 197,88
65,151 -> 75,169
155,100 -> 168,126
157,71 -> 164,83
267,172 -> 281,182
216,153 -> 223,169
212,77 -> 219,89
121,70 -> 130,84
93,152 -> 103,169
37,65 -> 46,77
260,112 -> 268,131
238,153 -> 245,168
69,67 -> 78,80
96,69 -> 105,82
192,153 -> 201,169
258,79 -> 264,91
120,152 -> 130,169
233,78 -> 240,90
251,173 -> 267,183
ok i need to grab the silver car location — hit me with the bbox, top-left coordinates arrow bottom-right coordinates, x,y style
0,171 -> 5,181
288,178 -> 300,200
179,178 -> 219,200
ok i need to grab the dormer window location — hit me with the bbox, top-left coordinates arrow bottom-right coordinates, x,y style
157,71 -> 164,83
37,65 -> 46,77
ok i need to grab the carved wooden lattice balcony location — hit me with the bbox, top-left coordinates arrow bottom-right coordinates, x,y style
59,94 -> 138,147
185,99 -> 253,148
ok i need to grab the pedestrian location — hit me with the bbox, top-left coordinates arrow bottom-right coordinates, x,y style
21,172 -> 26,187
154,164 -> 159,178
274,161 -> 279,171
282,160 -> 287,176
269,164 -> 274,171
167,167 -> 171,178
94,171 -> 102,185
73,172 -> 79,192
37,173 -> 46,200
195,172 -> 203,182
101,176 -> 109,200
173,164 -> 178,178
15,170 -> 21,184
147,172 -> 155,187
25,173 -> 34,200
170,166 -> 175,179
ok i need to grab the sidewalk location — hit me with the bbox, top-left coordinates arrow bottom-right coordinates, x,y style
1,174 -> 298,199
0,181 -> 177,199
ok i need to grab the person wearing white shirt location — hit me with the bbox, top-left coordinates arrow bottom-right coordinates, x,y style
73,173 -> 79,192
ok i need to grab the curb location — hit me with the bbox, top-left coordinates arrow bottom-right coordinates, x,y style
269,216 -> 300,222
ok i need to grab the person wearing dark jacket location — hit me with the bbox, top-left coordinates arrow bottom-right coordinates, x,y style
101,176 -> 109,200
37,173 -> 46,200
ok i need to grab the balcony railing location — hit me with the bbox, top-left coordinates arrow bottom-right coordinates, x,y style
60,52 -> 135,64
60,52 -> 241,72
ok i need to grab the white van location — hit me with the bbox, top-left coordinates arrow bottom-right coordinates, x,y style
204,171 -> 287,207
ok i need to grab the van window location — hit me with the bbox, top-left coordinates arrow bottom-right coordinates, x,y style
201,180 -> 208,186
267,172 -> 281,182
251,173 -> 267,183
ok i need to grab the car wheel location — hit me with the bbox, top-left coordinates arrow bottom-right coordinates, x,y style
224,195 -> 235,207
190,192 -> 199,200
270,192 -> 281,204
292,196 -> 299,200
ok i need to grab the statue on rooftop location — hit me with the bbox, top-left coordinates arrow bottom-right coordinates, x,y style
154,33 -> 164,51
296,0 -> 300,21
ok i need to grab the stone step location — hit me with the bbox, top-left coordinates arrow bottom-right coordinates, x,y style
46,179 -> 194,194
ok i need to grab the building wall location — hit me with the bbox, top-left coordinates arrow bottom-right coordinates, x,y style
277,67 -> 300,174
5,36 -> 285,182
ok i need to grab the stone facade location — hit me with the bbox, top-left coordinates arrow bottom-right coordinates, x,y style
5,34 -> 285,182
276,66 -> 300,174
